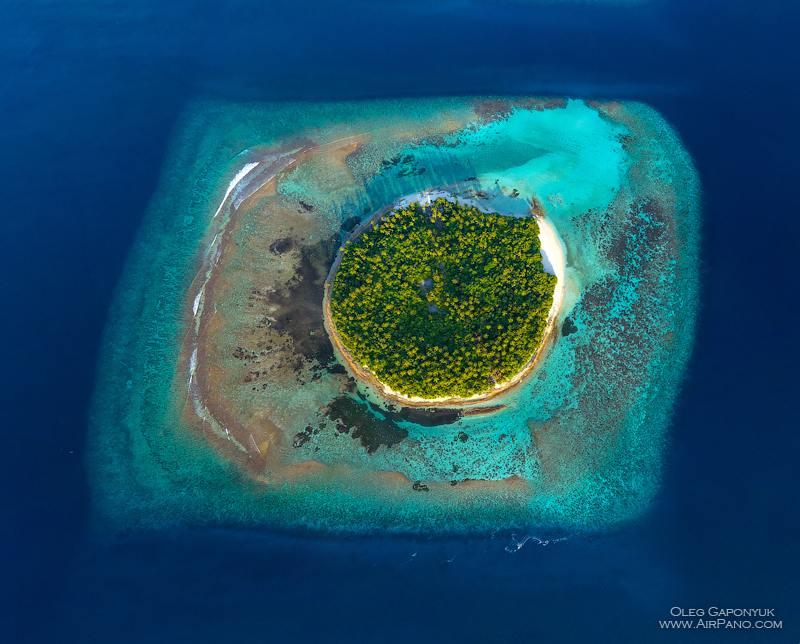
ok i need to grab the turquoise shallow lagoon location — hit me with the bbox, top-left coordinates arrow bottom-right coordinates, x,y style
89,96 -> 700,534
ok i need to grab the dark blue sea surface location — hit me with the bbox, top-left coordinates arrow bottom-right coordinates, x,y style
1,0 -> 798,642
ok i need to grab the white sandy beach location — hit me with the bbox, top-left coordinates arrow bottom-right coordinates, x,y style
535,213 -> 566,322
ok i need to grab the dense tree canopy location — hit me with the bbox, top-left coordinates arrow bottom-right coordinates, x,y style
330,199 -> 557,399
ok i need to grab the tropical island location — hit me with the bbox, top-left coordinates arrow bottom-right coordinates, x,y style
329,198 -> 557,399
88,96 -> 701,533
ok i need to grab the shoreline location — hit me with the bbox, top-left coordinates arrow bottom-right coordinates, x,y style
536,212 -> 566,322
323,191 -> 567,409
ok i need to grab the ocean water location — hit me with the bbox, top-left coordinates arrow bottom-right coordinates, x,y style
1,0 -> 798,642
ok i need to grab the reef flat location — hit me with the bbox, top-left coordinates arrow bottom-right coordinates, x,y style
88,97 -> 700,534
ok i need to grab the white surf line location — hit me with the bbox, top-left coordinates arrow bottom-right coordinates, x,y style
193,291 -> 202,316
193,156 -> 291,325
185,151 -> 299,453
211,162 -> 260,220
203,232 -> 219,261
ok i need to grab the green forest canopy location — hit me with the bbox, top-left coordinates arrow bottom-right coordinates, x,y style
329,199 -> 557,399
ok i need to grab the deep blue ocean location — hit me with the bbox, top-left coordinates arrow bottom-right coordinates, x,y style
1,0 -> 798,641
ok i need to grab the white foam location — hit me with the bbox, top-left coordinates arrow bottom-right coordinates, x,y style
193,291 -> 203,316
211,161 -> 260,219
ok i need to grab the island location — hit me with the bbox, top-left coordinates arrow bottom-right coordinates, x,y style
327,198 -> 557,401
88,97 -> 701,534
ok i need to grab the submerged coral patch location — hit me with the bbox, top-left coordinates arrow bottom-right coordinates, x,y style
88,96 -> 700,534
